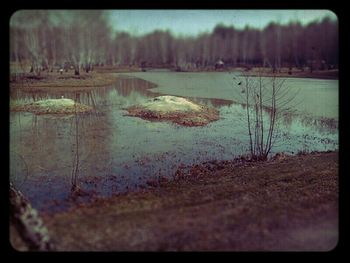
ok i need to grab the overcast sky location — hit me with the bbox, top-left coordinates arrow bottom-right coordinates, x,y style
108,10 -> 337,36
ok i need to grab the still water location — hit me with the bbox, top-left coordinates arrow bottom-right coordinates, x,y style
10,73 -> 338,213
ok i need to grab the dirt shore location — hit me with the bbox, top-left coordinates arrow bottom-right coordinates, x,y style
10,151 -> 338,251
157,67 -> 338,80
9,67 -> 338,95
10,71 -> 119,92
240,68 -> 339,80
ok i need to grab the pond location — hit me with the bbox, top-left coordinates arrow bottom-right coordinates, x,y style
9,72 -> 338,213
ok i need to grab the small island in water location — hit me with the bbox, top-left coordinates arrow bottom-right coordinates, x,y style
10,98 -> 93,115
126,95 -> 220,127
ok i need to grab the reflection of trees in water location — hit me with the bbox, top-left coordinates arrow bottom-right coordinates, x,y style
10,83 -> 124,195
189,97 -> 232,108
10,107 -> 114,195
10,86 -> 107,105
31,116 -> 71,171
73,88 -> 114,107
10,89 -> 51,103
70,112 -> 114,180
10,113 -> 72,190
68,109 -> 114,191
114,77 -> 156,97
10,77 -> 156,110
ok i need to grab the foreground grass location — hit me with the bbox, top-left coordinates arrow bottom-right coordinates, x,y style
11,151 -> 338,251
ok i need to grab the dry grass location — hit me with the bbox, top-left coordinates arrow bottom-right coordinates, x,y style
10,151 -> 338,251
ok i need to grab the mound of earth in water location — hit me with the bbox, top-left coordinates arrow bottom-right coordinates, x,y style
10,98 -> 93,115
126,96 -> 220,127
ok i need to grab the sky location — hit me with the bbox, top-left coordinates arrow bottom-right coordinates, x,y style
108,10 -> 337,36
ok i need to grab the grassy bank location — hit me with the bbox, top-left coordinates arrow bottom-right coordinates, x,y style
11,151 -> 338,251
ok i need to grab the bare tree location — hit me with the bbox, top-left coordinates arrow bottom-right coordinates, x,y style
10,11 -> 338,72
236,71 -> 300,160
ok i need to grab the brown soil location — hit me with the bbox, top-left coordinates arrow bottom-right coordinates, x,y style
11,151 -> 338,251
234,67 -> 339,80
10,71 -> 119,92
169,66 -> 338,80
94,65 -> 142,73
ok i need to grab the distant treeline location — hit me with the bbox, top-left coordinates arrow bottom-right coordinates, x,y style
10,11 -> 338,75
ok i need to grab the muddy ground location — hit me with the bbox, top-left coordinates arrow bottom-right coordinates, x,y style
10,151 -> 338,251
10,71 -> 119,92
150,66 -> 338,80
236,67 -> 338,80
